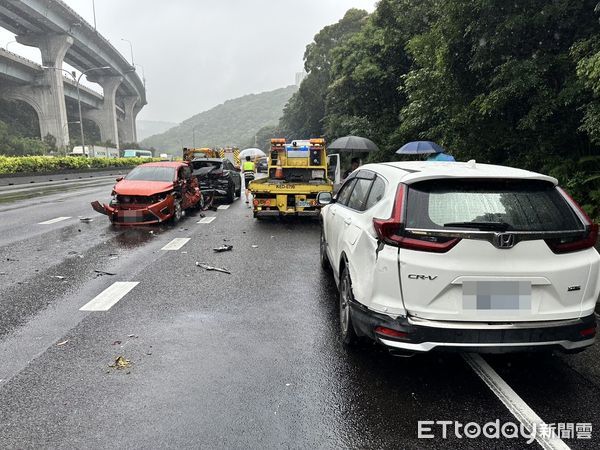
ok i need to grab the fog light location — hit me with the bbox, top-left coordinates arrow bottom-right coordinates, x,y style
374,326 -> 408,339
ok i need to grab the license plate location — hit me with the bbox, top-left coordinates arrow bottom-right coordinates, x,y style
297,200 -> 310,207
463,281 -> 531,311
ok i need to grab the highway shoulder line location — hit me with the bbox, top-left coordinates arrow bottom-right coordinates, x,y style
161,237 -> 191,251
463,354 -> 570,450
80,281 -> 139,312
38,216 -> 71,225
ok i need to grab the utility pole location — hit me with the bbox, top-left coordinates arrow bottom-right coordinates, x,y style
92,0 -> 97,30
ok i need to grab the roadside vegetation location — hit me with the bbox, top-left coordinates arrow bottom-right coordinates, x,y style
0,155 -> 160,175
280,0 -> 600,218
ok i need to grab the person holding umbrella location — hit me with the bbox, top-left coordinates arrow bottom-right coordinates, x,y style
242,155 -> 256,204
396,141 -> 455,161
343,157 -> 360,179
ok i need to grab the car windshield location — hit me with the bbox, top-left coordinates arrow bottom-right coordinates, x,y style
406,179 -> 583,232
125,166 -> 175,182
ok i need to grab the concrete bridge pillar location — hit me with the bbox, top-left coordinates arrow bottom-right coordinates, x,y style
84,75 -> 123,148
118,96 -> 139,144
15,33 -> 73,148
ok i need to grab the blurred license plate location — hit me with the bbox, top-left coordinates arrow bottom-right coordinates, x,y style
297,200 -> 310,207
463,281 -> 531,311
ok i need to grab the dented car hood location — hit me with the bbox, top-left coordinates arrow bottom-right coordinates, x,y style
114,180 -> 175,196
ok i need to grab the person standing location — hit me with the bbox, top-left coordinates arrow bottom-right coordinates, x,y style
343,157 -> 360,179
243,156 -> 256,204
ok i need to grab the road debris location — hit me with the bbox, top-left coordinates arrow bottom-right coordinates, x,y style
79,217 -> 94,223
213,244 -> 233,252
6,257 -> 18,262
112,340 -> 122,346
195,262 -> 231,274
51,275 -> 66,280
109,356 -> 131,370
94,270 -> 116,277
128,334 -> 138,338
251,245 -> 259,248
0,272 -> 7,276
56,340 -> 69,347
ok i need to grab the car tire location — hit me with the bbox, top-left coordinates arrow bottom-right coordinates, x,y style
171,199 -> 183,223
320,228 -> 332,272
226,181 -> 235,204
339,265 -> 358,346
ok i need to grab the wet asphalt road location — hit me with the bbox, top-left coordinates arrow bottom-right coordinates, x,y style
1,183 -> 600,449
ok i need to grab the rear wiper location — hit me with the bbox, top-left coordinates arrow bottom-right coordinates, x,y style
443,221 -> 510,231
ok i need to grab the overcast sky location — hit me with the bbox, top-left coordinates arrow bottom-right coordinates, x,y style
0,0 -> 376,123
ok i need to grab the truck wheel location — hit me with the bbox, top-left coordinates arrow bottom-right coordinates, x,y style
339,265 -> 358,346
235,180 -> 241,198
226,182 -> 235,204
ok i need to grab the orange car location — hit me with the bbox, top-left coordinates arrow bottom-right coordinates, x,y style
91,162 -> 202,225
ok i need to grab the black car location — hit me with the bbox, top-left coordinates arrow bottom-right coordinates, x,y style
256,157 -> 268,173
190,158 -> 242,203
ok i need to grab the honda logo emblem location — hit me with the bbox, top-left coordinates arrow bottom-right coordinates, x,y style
494,233 -> 516,249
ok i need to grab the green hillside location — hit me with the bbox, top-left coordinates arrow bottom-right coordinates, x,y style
141,85 -> 297,151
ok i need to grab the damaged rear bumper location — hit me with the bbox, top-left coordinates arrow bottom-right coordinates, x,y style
91,196 -> 174,225
349,300 -> 597,354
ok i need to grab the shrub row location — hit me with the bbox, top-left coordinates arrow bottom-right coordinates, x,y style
0,156 -> 162,175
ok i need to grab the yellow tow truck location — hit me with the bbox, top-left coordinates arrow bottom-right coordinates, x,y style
250,138 -> 333,218
183,147 -> 219,161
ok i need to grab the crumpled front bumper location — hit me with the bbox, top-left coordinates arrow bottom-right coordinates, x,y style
91,196 -> 174,225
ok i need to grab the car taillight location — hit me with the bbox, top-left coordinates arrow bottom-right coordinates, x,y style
373,184 -> 460,253
253,199 -> 259,206
546,188 -> 598,254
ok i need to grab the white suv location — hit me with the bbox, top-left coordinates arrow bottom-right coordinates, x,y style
318,161 -> 600,354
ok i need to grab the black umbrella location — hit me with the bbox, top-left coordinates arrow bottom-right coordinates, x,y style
328,135 -> 379,152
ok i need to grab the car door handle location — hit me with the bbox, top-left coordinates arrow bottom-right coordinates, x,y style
344,218 -> 352,226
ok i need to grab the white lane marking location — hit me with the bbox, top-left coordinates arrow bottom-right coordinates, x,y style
38,216 -> 71,225
161,237 -> 191,251
80,282 -> 139,312
217,205 -> 230,210
463,354 -> 570,450
198,216 -> 216,224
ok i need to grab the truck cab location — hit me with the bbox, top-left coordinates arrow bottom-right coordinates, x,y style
250,138 -> 334,218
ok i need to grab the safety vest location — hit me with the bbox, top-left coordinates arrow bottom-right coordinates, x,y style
243,161 -> 255,172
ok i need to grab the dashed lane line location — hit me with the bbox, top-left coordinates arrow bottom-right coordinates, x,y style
161,237 -> 191,251
79,282 -> 139,312
463,354 -> 570,450
217,205 -> 230,210
198,216 -> 216,224
38,216 -> 71,225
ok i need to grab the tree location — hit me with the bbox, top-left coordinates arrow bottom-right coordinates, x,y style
279,8 -> 369,139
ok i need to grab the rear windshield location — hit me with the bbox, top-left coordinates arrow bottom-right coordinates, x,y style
193,161 -> 222,169
126,166 -> 175,182
406,179 -> 583,232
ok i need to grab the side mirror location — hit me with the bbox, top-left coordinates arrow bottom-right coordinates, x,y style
116,176 -> 124,182
316,192 -> 333,206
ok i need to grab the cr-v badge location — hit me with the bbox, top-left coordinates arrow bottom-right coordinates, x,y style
408,274 -> 438,280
